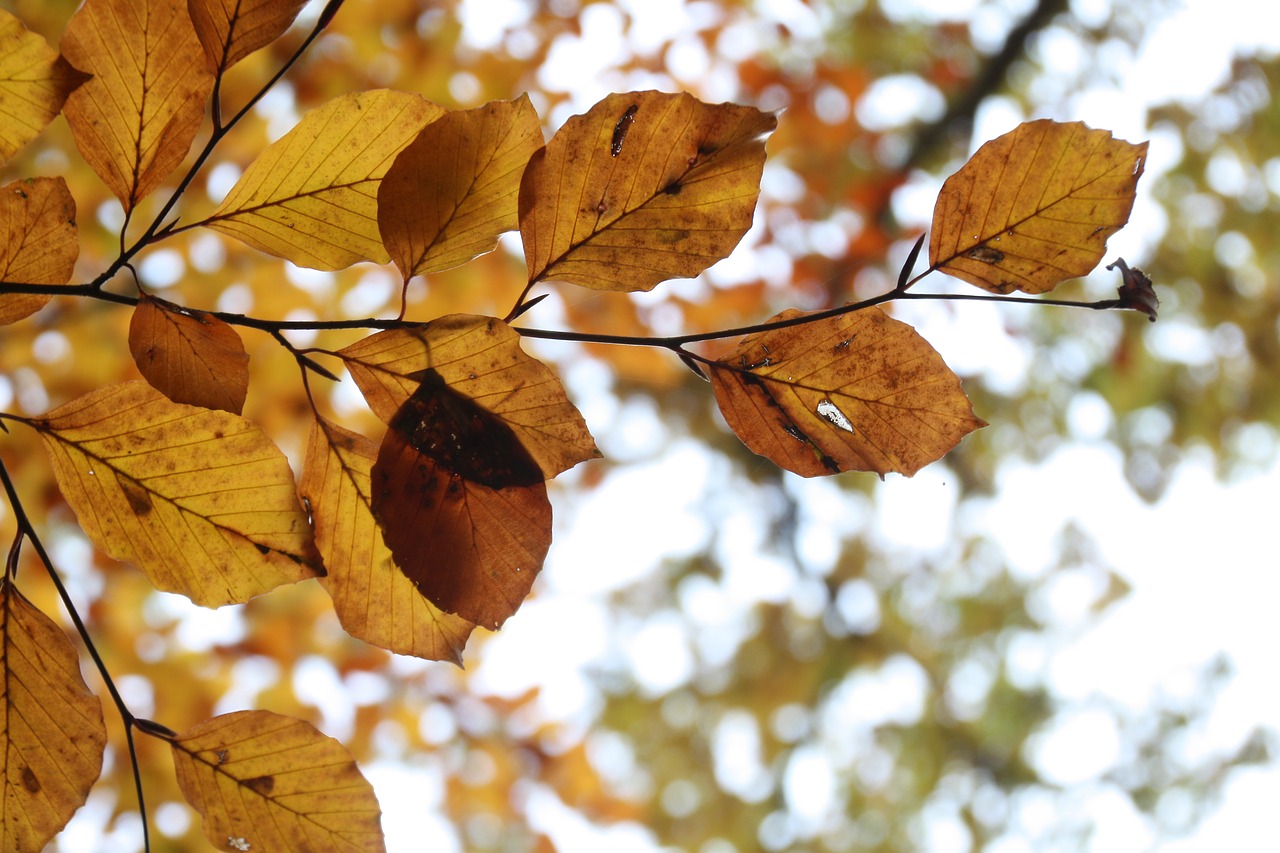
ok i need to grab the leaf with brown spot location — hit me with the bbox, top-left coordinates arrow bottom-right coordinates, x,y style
519,90 -> 776,292
0,177 -> 78,326
171,710 -> 385,853
187,0 -> 309,75
0,10 -> 89,163
129,295 -> 250,414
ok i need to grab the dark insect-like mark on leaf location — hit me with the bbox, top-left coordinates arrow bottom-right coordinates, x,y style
611,104 -> 637,157
966,245 -> 1005,264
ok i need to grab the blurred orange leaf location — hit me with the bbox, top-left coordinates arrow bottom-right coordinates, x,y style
0,177 -> 78,326
129,295 -> 250,414
0,10 -> 88,163
188,0 -> 308,75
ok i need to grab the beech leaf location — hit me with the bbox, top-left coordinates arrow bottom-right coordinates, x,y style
520,90 -> 776,292
710,307 -> 986,477
0,581 -> 106,853
187,0 -> 309,74
171,710 -> 385,853
930,119 -> 1147,294
0,177 -> 78,326
129,295 -> 251,414
31,382 -> 320,607
0,10 -> 89,163
206,89 -> 444,270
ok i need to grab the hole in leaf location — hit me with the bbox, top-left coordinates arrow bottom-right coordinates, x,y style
816,399 -> 854,433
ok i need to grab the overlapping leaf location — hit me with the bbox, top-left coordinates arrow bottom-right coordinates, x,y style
171,710 -> 384,853
61,0 -> 213,212
129,296 -> 250,414
0,582 -> 105,853
31,382 -> 320,607
379,95 -> 543,278
930,119 -> 1147,294
188,0 -> 309,75
300,418 -> 476,662
710,307 -> 986,478
0,177 -> 78,326
519,90 -> 776,292
206,90 -> 443,270
0,10 -> 89,163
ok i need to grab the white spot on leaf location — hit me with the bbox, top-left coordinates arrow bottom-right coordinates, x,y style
816,399 -> 854,433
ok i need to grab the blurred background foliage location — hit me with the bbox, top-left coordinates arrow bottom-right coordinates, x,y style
0,0 -> 1276,850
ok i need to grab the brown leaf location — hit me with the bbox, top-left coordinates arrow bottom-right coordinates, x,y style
1107,257 -> 1159,322
0,10 -> 89,163
129,295 -> 250,414
0,177 -> 78,326
519,90 -> 776,292
710,307 -> 986,477
187,0 -> 309,74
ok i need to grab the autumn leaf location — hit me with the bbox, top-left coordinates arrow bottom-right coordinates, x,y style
171,710 -> 385,853
710,307 -> 986,477
0,581 -> 106,853
0,177 -> 78,326
930,119 -> 1147,294
30,382 -> 320,607
206,89 -> 444,270
61,0 -> 213,213
187,0 -> 309,75
128,295 -> 250,414
379,95 -> 544,278
519,90 -> 776,292
301,418 -> 476,663
0,10 -> 89,163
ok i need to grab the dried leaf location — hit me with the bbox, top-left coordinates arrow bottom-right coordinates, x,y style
379,95 -> 543,278
187,0 -> 309,74
32,382 -> 320,607
520,90 -> 776,292
1107,257 -> 1159,322
0,581 -> 106,853
61,0 -> 213,213
171,710 -> 385,853
129,295 -> 250,413
206,89 -> 443,270
710,307 -> 986,477
930,119 -> 1147,294
0,177 -> 78,326
0,10 -> 89,163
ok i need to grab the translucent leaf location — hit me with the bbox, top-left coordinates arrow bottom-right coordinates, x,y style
930,119 -> 1147,294
171,710 -> 385,853
710,307 -> 986,478
187,0 -> 308,74
129,295 -> 250,414
61,0 -> 213,213
206,89 -> 444,270
519,90 -> 775,292
0,581 -> 106,853
0,177 -> 78,326
300,418 -> 476,663
379,95 -> 543,278
0,10 -> 89,163
32,382 -> 320,607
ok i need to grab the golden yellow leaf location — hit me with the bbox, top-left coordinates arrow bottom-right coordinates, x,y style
0,10 -> 88,163
520,90 -> 775,292
379,95 -> 543,278
171,710 -> 385,853
0,177 -> 78,326
0,581 -> 105,853
129,295 -> 250,414
61,0 -> 213,213
301,418 -> 476,663
206,90 -> 444,270
710,307 -> 986,477
188,0 -> 309,74
930,119 -> 1147,294
31,382 -> 320,607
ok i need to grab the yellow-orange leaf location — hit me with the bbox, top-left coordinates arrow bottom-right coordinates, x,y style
0,177 -> 78,326
0,581 -> 106,853
32,382 -> 320,607
520,90 -> 775,292
0,10 -> 88,163
930,119 -> 1147,294
171,710 -> 385,853
380,95 -> 543,278
129,295 -> 250,414
62,0 -> 213,213
207,90 -> 444,270
188,0 -> 308,74
301,418 -> 476,663
710,307 -> 986,478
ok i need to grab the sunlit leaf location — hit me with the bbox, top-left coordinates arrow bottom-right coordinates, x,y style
930,119 -> 1147,294
171,710 -> 384,853
710,307 -> 986,477
301,418 -> 476,663
520,90 -> 776,292
129,295 -> 250,414
0,581 -> 106,853
0,10 -> 89,163
206,89 -> 443,270
187,0 -> 308,74
0,177 -> 77,326
61,0 -> 213,212
31,382 -> 320,607
379,95 -> 543,278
